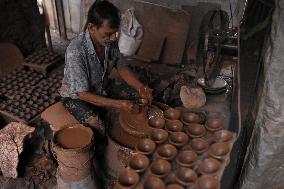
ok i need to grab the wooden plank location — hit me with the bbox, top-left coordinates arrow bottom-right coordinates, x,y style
55,0 -> 67,39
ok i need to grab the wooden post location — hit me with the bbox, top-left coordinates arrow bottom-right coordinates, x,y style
55,0 -> 67,40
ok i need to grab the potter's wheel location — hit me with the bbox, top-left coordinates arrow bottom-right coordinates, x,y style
197,76 -> 228,94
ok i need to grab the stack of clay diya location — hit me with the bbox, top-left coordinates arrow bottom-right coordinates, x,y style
114,108 -> 235,189
0,68 -> 63,122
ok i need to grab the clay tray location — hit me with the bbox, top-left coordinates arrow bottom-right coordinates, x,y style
114,109 -> 236,189
23,49 -> 63,72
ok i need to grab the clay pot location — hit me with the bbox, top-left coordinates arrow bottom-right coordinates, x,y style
168,132 -> 189,147
195,175 -> 220,189
136,138 -> 156,155
205,118 -> 224,132
164,108 -> 181,120
190,138 -> 209,154
144,176 -> 166,189
165,120 -> 183,133
149,117 -> 166,129
213,130 -> 233,143
129,154 -> 150,173
198,158 -> 221,175
209,143 -> 230,159
166,184 -> 185,189
151,129 -> 169,144
25,114 -> 32,120
117,169 -> 140,189
182,112 -> 200,124
175,150 -> 197,168
150,159 -> 171,178
174,167 -> 197,186
185,124 -> 206,138
156,144 -> 177,160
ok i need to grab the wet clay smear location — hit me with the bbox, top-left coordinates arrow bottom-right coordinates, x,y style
55,127 -> 91,149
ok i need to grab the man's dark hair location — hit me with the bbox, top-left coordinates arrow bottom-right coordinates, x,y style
84,1 -> 120,30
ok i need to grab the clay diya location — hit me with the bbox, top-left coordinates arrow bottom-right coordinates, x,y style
195,175 -> 220,189
117,169 -> 140,189
165,120 -> 183,133
148,116 -> 166,129
185,124 -> 206,138
166,184 -> 185,189
144,176 -> 166,189
164,108 -> 181,120
205,118 -> 224,132
175,150 -> 197,168
174,167 -> 197,186
150,159 -> 171,178
136,138 -> 156,155
181,112 -> 200,124
190,138 -> 209,154
168,132 -> 189,147
156,144 -> 178,160
198,158 -> 221,175
129,154 -> 150,173
151,129 -> 169,144
209,142 -> 230,160
213,130 -> 233,143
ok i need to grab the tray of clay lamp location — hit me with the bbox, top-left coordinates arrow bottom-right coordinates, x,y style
114,108 -> 236,189
23,49 -> 64,73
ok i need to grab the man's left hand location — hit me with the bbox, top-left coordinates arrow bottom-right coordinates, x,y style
138,86 -> 153,103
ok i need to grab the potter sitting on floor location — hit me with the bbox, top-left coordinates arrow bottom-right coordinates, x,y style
59,1 -> 152,136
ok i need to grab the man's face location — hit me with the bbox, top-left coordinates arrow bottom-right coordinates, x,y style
89,20 -> 118,46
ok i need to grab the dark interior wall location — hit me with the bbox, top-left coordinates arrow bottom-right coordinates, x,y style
0,0 -> 46,56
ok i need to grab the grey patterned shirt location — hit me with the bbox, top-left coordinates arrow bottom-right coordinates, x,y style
59,30 -> 124,99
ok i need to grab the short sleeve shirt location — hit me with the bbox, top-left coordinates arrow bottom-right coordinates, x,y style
59,30 -> 125,99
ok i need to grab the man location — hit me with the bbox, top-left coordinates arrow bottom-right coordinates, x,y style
59,1 -> 152,135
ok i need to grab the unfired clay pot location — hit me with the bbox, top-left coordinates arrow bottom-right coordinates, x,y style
144,176 -> 166,189
198,158 -> 221,175
182,112 -> 200,124
129,154 -> 150,173
185,124 -> 206,138
165,120 -> 183,133
136,138 -> 156,155
175,150 -> 197,168
166,184 -> 185,189
205,118 -> 224,132
151,129 -> 169,144
150,159 -> 171,178
175,167 -> 197,186
164,108 -> 181,120
195,175 -> 220,189
213,130 -> 233,143
117,169 -> 140,189
156,144 -> 178,160
149,117 -> 166,129
190,138 -> 209,154
209,142 -> 230,159
168,132 -> 189,147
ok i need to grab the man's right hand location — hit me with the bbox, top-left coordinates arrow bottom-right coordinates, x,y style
119,100 -> 138,112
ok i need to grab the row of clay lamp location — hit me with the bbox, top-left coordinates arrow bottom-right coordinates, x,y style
114,108 -> 234,189
24,49 -> 62,65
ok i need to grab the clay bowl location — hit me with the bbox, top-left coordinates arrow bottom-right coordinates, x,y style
168,132 -> 189,147
175,150 -> 197,168
156,144 -> 178,160
195,175 -> 220,189
151,129 -> 169,144
181,112 -> 200,124
164,108 -> 181,120
150,159 -> 171,178
117,169 -> 140,189
166,184 -> 185,189
198,158 -> 221,175
213,130 -> 233,143
185,124 -> 206,138
209,142 -> 230,160
165,120 -> 183,133
205,118 -> 224,132
190,138 -> 209,155
129,154 -> 150,173
148,116 -> 166,129
136,138 -> 156,155
144,176 -> 166,189
175,167 -> 197,186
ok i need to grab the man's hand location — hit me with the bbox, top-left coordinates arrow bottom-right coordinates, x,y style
119,100 -> 139,112
138,86 -> 153,103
